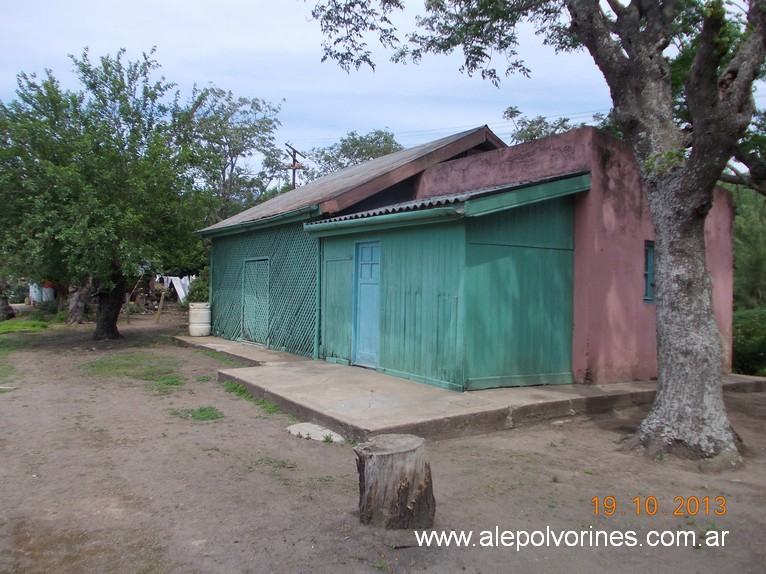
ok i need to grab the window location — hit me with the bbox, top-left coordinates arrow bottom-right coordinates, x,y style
644,241 -> 655,303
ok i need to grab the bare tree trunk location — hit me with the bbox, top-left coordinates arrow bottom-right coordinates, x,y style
0,276 -> 15,320
93,274 -> 126,340
1,296 -> 15,321
634,175 -> 739,458
56,288 -> 67,313
67,283 -> 90,324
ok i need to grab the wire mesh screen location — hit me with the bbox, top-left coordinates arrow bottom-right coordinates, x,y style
210,222 -> 318,357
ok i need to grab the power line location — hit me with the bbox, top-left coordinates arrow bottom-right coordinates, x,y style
284,97 -> 763,150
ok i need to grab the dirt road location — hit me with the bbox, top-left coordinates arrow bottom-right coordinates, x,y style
1,315 -> 764,573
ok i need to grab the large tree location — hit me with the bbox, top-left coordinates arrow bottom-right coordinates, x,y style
180,86 -> 285,224
0,49 -> 202,339
311,0 -> 766,459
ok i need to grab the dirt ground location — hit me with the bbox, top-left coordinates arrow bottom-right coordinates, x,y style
0,313 -> 764,574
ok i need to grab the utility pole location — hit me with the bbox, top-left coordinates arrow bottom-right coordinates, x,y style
285,143 -> 306,190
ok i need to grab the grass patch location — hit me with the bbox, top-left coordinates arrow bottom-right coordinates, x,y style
202,350 -> 244,366
128,333 -> 176,348
82,352 -> 185,394
169,406 -> 224,421
0,319 -> 49,335
221,380 -> 281,414
248,456 -> 298,472
196,375 -> 213,383
152,374 -> 185,394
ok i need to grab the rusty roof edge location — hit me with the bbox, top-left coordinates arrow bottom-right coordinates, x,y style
306,170 -> 590,226
201,126 -> 505,232
318,126 -> 506,215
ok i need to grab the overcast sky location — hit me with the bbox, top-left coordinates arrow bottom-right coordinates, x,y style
1,1 -> 615,153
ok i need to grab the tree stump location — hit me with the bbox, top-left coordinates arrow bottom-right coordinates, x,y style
354,434 -> 435,529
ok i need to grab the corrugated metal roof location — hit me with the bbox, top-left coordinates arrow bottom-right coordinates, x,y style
305,172 -> 589,226
200,126 -> 505,234
305,191 -> 475,225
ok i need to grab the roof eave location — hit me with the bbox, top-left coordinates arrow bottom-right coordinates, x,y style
197,205 -> 320,238
318,126 -> 507,215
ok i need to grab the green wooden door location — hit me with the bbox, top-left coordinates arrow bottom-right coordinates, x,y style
243,258 -> 269,344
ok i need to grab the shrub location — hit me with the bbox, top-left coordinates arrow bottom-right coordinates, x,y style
187,267 -> 209,303
732,308 -> 766,375
9,284 -> 28,304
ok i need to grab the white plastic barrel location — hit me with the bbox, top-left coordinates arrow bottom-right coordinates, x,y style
188,302 -> 211,337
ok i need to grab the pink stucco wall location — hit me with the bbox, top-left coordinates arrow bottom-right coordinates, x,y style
706,187 -> 734,371
571,130 -> 733,382
418,127 -> 733,384
571,130 -> 658,383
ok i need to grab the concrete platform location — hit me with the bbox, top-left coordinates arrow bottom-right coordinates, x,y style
175,335 -> 312,366
175,335 -> 766,442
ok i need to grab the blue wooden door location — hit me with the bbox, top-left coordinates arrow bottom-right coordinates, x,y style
243,258 -> 269,344
353,241 -> 380,367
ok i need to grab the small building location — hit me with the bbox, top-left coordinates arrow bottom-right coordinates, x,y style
200,126 -> 733,391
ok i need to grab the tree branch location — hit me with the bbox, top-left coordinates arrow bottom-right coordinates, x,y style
686,0 -> 766,185
566,0 -> 628,82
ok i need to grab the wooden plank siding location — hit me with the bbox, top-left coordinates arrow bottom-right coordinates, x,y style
464,196 -> 575,388
377,223 -> 465,390
320,223 -> 466,390
319,197 -> 575,390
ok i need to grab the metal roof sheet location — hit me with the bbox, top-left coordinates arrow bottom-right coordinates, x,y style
200,126 -> 505,234
305,172 -> 591,226
305,192 -> 474,224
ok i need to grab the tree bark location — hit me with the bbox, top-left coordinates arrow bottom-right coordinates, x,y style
635,175 -> 739,457
563,0 -> 766,460
1,296 -> 15,321
0,276 -> 15,320
93,274 -> 126,340
67,283 -> 90,324
354,434 -> 435,529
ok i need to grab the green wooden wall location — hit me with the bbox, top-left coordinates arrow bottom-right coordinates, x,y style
464,196 -> 575,388
210,222 -> 318,357
321,222 -> 466,390
319,197 -> 575,390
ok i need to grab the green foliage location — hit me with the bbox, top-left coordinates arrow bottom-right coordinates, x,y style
1,49 -> 192,284
179,86 -> 285,223
8,284 -> 27,304
301,129 -> 403,182
732,308 -> 766,375
0,48 -> 284,337
503,106 -> 585,143
503,106 -> 624,144
187,267 -> 210,303
311,1 -> 764,195
151,374 -> 185,394
733,189 -> 766,309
